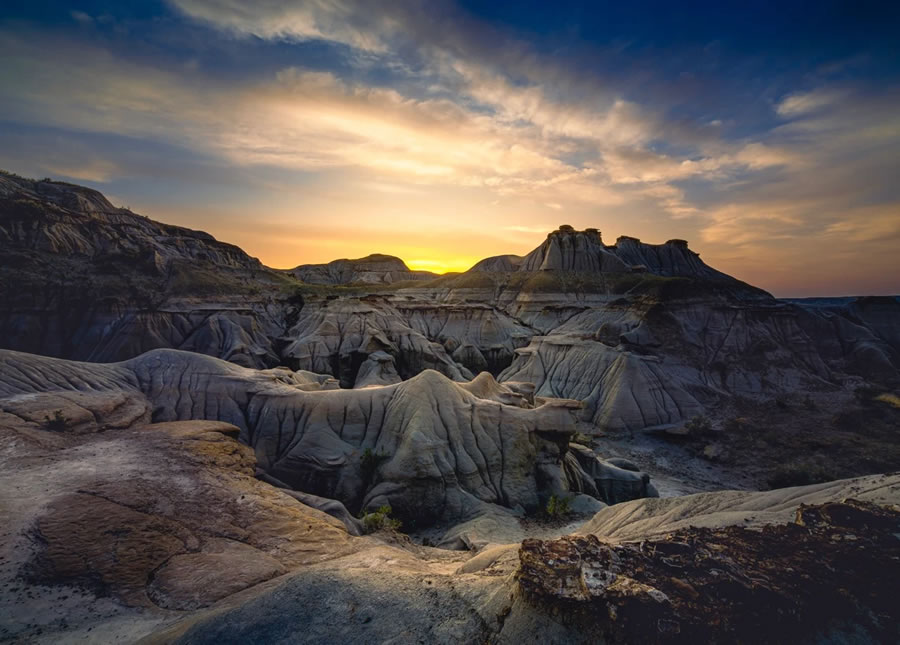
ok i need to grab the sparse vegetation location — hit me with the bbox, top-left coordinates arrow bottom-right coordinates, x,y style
544,494 -> 573,519
768,461 -> 837,489
684,414 -> 713,436
723,416 -> 751,433
43,410 -> 70,431
360,447 -> 390,485
874,393 -> 900,409
570,432 -> 594,446
359,504 -> 402,533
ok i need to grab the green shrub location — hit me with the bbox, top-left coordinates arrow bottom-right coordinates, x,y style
360,504 -> 402,533
570,432 -> 594,446
723,416 -> 751,433
43,410 -> 70,431
544,494 -> 573,519
874,393 -> 900,409
684,414 -> 713,436
360,447 -> 389,485
767,462 -> 835,489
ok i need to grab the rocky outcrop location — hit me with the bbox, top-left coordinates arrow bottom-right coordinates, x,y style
280,296 -> 474,385
0,348 -> 657,536
3,369 -> 896,645
352,350 -> 402,388
469,225 -> 737,281
290,253 -> 436,285
0,172 -> 260,269
520,226 -> 630,273
577,472 -> 900,541
518,499 -> 900,643
397,301 -> 534,375
610,235 -> 732,280
501,333 -> 706,430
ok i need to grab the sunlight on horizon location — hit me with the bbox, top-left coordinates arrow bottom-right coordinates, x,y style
405,257 -> 481,274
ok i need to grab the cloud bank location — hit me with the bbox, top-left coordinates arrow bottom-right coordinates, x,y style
0,0 -> 897,294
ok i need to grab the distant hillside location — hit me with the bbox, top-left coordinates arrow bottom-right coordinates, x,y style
290,253 -> 436,285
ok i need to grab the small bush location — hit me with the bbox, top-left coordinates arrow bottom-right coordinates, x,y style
874,393 -> 900,409
544,494 -> 573,519
570,432 -> 594,446
723,416 -> 751,433
360,504 -> 402,534
684,414 -> 713,436
360,447 -> 389,484
43,410 -> 70,431
767,462 -> 835,489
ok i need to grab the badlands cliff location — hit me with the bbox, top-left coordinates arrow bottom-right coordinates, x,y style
2,172 -> 898,479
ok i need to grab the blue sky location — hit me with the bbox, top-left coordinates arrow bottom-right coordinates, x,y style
1,0 -> 898,295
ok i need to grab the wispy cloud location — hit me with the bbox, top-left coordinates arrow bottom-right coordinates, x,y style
0,2 -> 897,295
776,89 -> 846,117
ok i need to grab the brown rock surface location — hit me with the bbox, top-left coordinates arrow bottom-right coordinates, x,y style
517,499 -> 900,643
0,415 -> 357,642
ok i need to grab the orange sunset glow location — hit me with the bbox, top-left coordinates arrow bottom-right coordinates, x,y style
1,2 -> 898,296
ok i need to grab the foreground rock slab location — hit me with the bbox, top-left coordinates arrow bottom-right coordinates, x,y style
0,417 -> 357,643
518,499 -> 900,644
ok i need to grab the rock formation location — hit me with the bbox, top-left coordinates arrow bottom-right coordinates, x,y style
290,253 -> 436,285
470,225 -> 736,281
0,172 -> 260,269
518,499 -> 900,643
0,348 -> 656,539
1,171 -> 898,479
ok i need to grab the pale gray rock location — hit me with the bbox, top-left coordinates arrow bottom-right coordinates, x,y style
501,334 -> 706,431
0,348 -> 655,535
281,297 -> 474,386
155,474 -> 900,645
398,301 -> 533,375
352,350 -> 401,388
577,472 -> 900,542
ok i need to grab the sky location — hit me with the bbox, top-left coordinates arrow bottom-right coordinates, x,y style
1,1 -> 899,296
